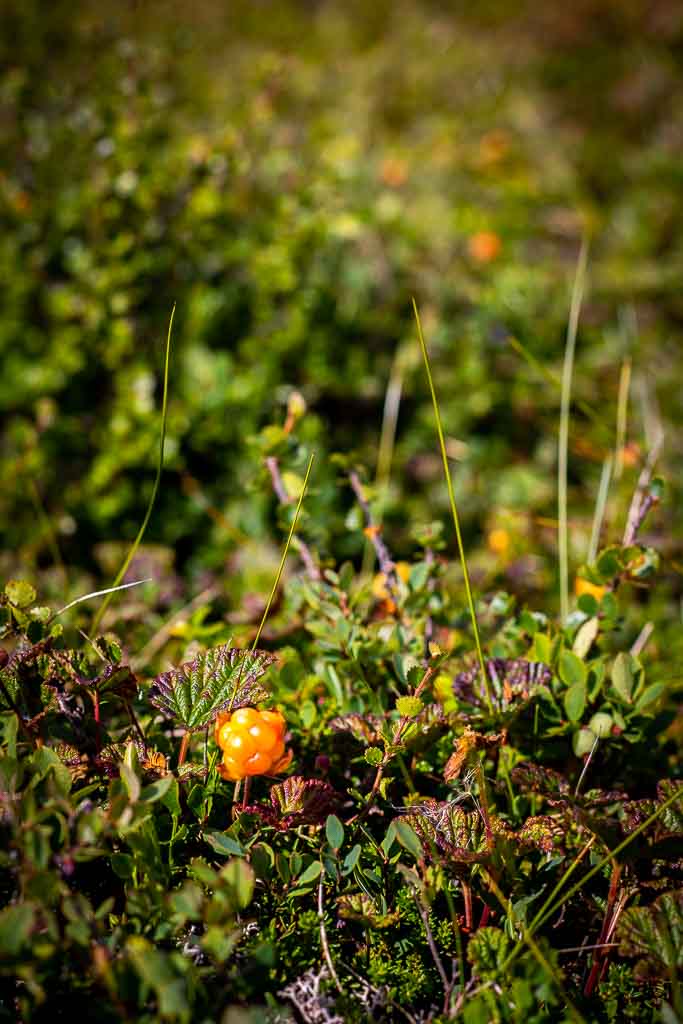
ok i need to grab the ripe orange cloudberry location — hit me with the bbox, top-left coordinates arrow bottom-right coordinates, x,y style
214,707 -> 292,781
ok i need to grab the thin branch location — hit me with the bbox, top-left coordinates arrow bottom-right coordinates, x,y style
414,892 -> 450,1008
349,470 -> 397,593
622,438 -> 663,547
318,873 -> 343,993
630,622 -> 654,658
265,455 -> 321,580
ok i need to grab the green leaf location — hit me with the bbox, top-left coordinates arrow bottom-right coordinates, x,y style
618,890 -> 683,974
111,853 -> 135,879
4,580 -> 37,609
588,712 -> 612,738
466,926 -> 512,978
149,644 -> 275,732
559,650 -> 587,687
573,728 -> 596,757
325,814 -> 345,851
126,936 -> 191,1018
342,844 -> 361,874
635,682 -> 666,712
612,652 -> 635,703
564,682 -> 586,722
160,777 -> 182,818
0,902 -> 35,956
204,830 -> 244,858
532,633 -> 551,664
573,617 -> 599,659
394,820 -> 423,861
396,696 -> 423,718
297,860 -> 322,886
121,742 -> 141,803
365,747 -> 383,766
139,775 -> 174,803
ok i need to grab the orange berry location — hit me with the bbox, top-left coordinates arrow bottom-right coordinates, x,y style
247,722 -> 279,753
243,751 -> 272,776
468,231 -> 502,264
232,707 -> 261,728
219,755 -> 245,781
224,731 -> 256,760
488,528 -> 510,556
258,710 -> 286,737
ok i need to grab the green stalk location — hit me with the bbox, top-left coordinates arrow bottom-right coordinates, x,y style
558,239 -> 589,624
413,299 -> 491,712
614,355 -> 631,481
251,452 -> 315,652
587,455 -> 613,564
91,305 -> 176,635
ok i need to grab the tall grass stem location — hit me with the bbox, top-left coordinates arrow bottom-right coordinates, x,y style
91,304 -> 176,635
558,239 -> 589,624
413,299 -> 491,712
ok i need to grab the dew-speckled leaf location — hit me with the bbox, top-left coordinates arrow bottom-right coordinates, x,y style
148,645 -> 275,732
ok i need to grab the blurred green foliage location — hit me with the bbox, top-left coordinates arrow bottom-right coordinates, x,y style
2,0 -> 682,596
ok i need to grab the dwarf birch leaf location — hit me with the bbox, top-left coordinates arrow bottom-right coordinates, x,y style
612,652 -> 635,703
573,617 -> 599,659
149,645 -> 275,732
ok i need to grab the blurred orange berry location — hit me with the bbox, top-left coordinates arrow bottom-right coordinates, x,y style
575,577 -> 606,601
487,528 -> 510,556
380,156 -> 408,188
372,561 -> 411,601
214,707 -> 292,781
468,231 -> 502,264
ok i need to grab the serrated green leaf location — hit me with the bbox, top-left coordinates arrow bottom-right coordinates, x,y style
4,580 -> 37,608
564,682 -> 586,722
149,644 -> 275,731
365,747 -> 384,766
618,890 -> 683,973
396,696 -> 423,718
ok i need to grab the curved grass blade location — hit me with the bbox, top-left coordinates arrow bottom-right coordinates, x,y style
50,578 -> 153,623
413,299 -> 491,713
558,239 -> 589,623
91,304 -> 175,635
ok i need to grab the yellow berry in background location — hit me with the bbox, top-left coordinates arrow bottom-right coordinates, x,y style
371,561 -> 411,600
575,577 -> 606,601
487,528 -> 510,556
214,707 -> 292,782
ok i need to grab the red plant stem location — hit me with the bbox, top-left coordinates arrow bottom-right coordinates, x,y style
462,881 -> 473,931
584,861 -> 623,998
479,903 -> 491,929
241,776 -> 251,811
178,731 -> 190,768
92,689 -> 102,753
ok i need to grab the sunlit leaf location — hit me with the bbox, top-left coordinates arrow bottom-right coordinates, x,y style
149,645 -> 275,732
